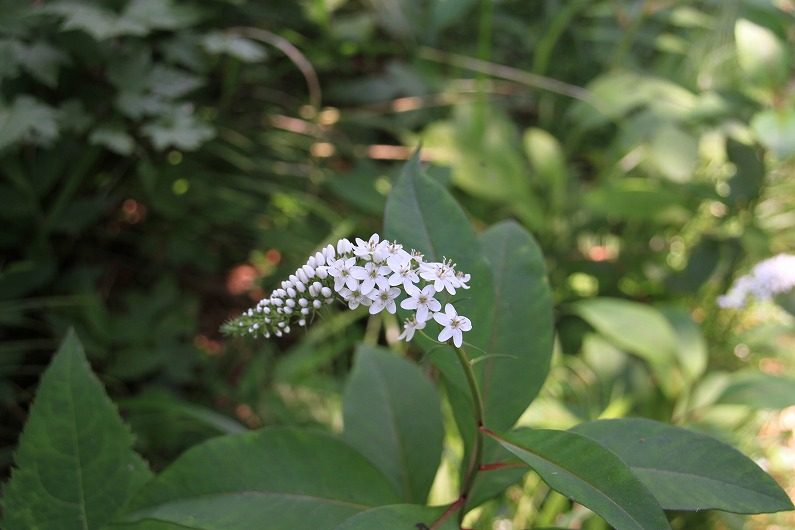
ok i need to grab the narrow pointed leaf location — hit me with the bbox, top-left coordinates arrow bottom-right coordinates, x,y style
121,427 -> 400,530
2,329 -> 152,530
572,418 -> 794,513
486,428 -> 670,530
334,504 -> 458,530
343,345 -> 444,503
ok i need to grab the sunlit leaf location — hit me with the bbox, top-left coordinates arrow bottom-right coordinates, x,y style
487,428 -> 671,530
573,418 -> 794,513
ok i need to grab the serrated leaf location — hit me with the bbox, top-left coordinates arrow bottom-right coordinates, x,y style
89,126 -> 135,155
572,418 -> 793,513
334,504 -> 458,530
486,428 -> 671,530
122,0 -> 202,32
202,32 -> 267,62
343,345 -> 443,503
43,2 -> 147,40
17,41 -> 70,88
121,428 -> 400,530
2,330 -> 152,530
141,105 -> 214,151
0,96 -> 59,151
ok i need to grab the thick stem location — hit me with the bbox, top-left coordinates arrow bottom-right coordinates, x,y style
454,345 -> 485,515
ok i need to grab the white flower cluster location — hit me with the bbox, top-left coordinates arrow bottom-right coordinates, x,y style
718,253 -> 795,309
226,234 -> 473,347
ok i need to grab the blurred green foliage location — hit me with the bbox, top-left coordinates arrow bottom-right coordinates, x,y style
1,0 -> 794,527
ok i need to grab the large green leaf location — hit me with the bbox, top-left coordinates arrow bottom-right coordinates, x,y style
486,428 -> 671,530
572,418 -> 793,513
343,345 -> 444,503
571,297 -> 680,394
384,153 -> 494,456
121,428 -> 400,530
716,372 -> 795,410
2,330 -> 152,530
479,221 -> 554,430
334,504 -> 458,530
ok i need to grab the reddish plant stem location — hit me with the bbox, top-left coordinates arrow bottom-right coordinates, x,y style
479,461 -> 525,472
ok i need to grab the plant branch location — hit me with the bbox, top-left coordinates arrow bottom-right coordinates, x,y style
454,345 -> 485,515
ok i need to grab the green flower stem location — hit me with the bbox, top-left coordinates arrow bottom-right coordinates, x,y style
454,345 -> 485,508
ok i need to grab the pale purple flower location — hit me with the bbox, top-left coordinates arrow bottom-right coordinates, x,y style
719,254 -> 795,309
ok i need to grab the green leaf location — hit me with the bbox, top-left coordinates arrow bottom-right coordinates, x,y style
16,41 -> 70,88
141,105 -> 214,151
523,127 -> 568,212
735,19 -> 790,90
751,108 -> 795,160
717,372 -> 795,409
486,428 -> 671,530
420,106 -> 544,229
343,345 -> 444,503
43,2 -> 147,40
479,221 -> 554,430
585,178 -> 689,224
649,124 -> 698,182
660,308 -> 707,382
2,330 -> 152,530
89,126 -> 135,155
202,32 -> 267,62
570,298 -> 679,383
383,152 -> 494,459
121,428 -> 400,530
122,0 -> 202,32
334,504 -> 457,530
0,96 -> 59,151
572,418 -> 793,513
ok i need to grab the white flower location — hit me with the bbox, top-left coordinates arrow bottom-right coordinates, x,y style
433,303 -> 472,347
454,271 -> 471,290
354,234 -> 383,259
718,254 -> 795,309
388,260 -> 420,291
400,284 -> 441,323
337,238 -> 354,255
327,257 -> 360,292
350,262 -> 391,295
340,287 -> 372,310
367,286 -> 401,314
420,260 -> 458,295
398,316 -> 425,342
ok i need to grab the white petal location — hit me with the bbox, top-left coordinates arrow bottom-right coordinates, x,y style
433,312 -> 451,326
401,298 -> 419,310
416,305 -> 428,323
438,327 -> 453,343
452,330 -> 463,347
